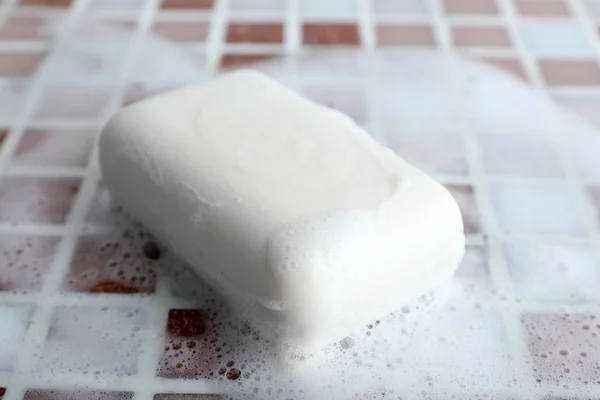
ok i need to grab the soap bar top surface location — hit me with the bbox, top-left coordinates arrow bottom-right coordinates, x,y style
99,70 -> 465,348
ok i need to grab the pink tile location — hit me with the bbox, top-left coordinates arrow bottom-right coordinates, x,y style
0,235 -> 61,292
33,86 -> 112,120
452,26 -> 512,47
522,313 -> 600,385
0,16 -> 47,40
445,185 -> 483,235
0,177 -> 80,225
0,52 -> 45,77
376,24 -> 436,47
301,84 -> 368,124
540,60 -> 600,86
516,0 -> 570,16
11,128 -> 95,168
444,0 -> 498,14
153,21 -> 209,42
385,132 -> 468,175
64,231 -> 158,294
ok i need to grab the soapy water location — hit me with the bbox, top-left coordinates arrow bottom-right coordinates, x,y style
2,18 -> 600,400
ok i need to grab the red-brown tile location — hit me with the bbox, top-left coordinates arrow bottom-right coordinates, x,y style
0,16 -> 46,40
33,86 -> 112,120
161,0 -> 213,9
19,0 -> 72,6
219,53 -> 278,69
0,177 -> 80,225
516,0 -> 570,16
445,185 -> 482,235
154,395 -> 223,400
0,53 -> 45,77
24,390 -> 132,400
444,0 -> 498,14
452,26 -> 511,47
587,186 -> 600,230
303,23 -> 360,46
480,57 -> 527,81
0,235 -> 61,292
226,23 -> 284,44
540,60 -> 600,86
302,84 -> 369,124
64,231 -> 158,294
12,128 -> 95,168
521,313 -> 600,385
376,24 -> 435,47
153,21 -> 209,42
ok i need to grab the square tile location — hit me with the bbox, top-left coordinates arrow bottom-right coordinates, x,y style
553,94 -> 600,128
372,0 -> 430,15
515,0 -> 570,16
302,23 -> 360,46
478,133 -> 564,177
33,85 -> 112,120
153,21 -> 209,42
385,132 -> 468,176
219,53 -> 278,69
87,0 -> 148,11
520,21 -> 592,57
64,231 -> 158,294
490,184 -> 586,235
505,240 -> 600,303
230,0 -> 285,13
11,128 -> 95,168
478,57 -> 527,81
451,26 -> 511,48
19,0 -> 72,6
0,235 -> 61,292
160,0 -> 213,9
587,186 -> 600,231
0,16 -> 49,41
0,81 -> 29,123
36,306 -> 142,376
376,25 -> 435,47
521,313 -> 600,385
445,185 -> 483,235
300,0 -> 358,18
24,389 -> 133,400
0,52 -> 45,78
539,60 -> 600,86
0,177 -> 80,225
0,305 -> 33,371
226,23 -> 284,44
443,0 -> 498,14
301,84 -> 368,124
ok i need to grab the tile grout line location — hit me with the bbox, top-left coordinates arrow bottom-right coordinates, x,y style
205,0 -> 229,75
284,0 -> 300,55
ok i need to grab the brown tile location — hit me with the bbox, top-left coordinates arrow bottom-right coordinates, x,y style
0,235 -> 61,292
160,0 -> 213,9
24,390 -> 133,400
19,0 -> 71,6
480,57 -> 527,81
12,128 -> 94,168
444,185 -> 482,235
376,25 -> 435,47
226,23 -> 284,44
0,53 -> 45,77
444,0 -> 498,14
539,60 -> 600,86
153,21 -> 209,42
219,53 -> 278,69
64,231 -> 158,294
0,16 -> 46,40
303,23 -> 360,46
452,26 -> 511,47
0,177 -> 80,225
515,0 -> 569,16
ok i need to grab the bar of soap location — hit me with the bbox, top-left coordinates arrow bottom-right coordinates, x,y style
98,70 -> 465,350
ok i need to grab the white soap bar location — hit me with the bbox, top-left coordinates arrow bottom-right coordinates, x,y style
98,70 -> 465,350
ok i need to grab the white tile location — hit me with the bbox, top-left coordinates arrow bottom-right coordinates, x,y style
372,0 -> 430,15
0,305 -> 32,371
300,0 -> 359,19
504,240 -> 600,303
87,0 -> 150,11
518,20 -> 593,57
490,184 -> 586,235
